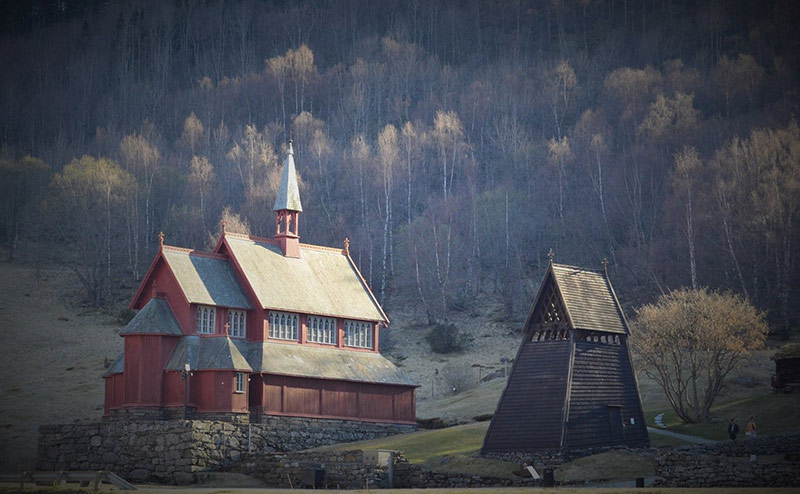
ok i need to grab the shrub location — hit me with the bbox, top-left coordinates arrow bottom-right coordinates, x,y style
441,362 -> 477,395
426,323 -> 465,354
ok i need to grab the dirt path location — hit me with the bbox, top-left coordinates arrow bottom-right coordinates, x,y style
0,259 -> 122,473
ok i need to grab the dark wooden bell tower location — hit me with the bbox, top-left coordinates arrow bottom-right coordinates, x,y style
482,257 -> 649,453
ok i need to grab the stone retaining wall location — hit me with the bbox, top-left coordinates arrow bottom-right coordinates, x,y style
37,417 -> 415,485
655,434 -> 800,487
232,450 -> 390,489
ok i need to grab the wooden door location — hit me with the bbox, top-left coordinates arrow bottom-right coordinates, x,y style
608,406 -> 624,443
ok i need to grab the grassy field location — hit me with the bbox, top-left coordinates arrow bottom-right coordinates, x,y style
313,421 -> 656,482
645,390 -> 800,440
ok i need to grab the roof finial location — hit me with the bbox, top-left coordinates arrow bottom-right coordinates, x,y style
224,322 -> 230,337
288,139 -> 294,155
547,248 -> 555,265
602,257 -> 609,274
158,231 -> 165,248
221,218 -> 227,233
344,237 -> 350,255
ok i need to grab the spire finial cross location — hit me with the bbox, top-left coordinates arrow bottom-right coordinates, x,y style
224,322 -> 230,337
158,231 -> 165,247
344,237 -> 350,255
547,248 -> 555,264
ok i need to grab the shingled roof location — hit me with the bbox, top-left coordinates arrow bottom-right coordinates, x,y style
165,335 -> 252,372
234,340 -> 417,387
120,297 -> 183,336
162,248 -> 251,310
525,263 -> 628,334
273,141 -> 303,212
222,235 -> 386,322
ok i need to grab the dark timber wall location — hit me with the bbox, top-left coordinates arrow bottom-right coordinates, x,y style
482,339 -> 571,452
564,339 -> 648,448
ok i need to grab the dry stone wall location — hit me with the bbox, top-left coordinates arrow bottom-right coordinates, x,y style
37,417 -> 414,485
655,434 -> 800,488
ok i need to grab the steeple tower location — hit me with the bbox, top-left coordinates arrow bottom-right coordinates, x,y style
274,140 -> 303,257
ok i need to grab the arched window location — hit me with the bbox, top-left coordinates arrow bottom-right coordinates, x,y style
196,306 -> 215,334
269,311 -> 299,340
344,320 -> 373,349
308,315 -> 336,345
228,310 -> 246,338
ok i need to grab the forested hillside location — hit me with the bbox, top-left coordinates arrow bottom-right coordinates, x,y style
1,0 -> 798,332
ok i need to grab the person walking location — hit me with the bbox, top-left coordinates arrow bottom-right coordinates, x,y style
728,418 -> 740,440
746,416 -> 757,438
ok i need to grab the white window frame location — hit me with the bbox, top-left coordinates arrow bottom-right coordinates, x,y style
344,320 -> 373,349
268,311 -> 299,341
228,309 -> 247,338
235,372 -> 246,393
196,305 -> 216,334
308,315 -> 337,345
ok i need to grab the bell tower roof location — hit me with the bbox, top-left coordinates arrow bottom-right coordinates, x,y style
273,140 -> 303,212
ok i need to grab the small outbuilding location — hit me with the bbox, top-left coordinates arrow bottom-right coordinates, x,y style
482,257 -> 649,453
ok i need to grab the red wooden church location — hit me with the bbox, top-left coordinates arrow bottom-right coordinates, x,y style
482,256 -> 649,452
104,142 -> 417,425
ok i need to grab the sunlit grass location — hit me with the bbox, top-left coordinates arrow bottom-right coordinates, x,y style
313,421 -> 489,463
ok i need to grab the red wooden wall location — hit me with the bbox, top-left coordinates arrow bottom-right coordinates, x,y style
259,374 -> 415,423
122,334 -> 178,407
133,259 -> 192,332
103,374 -> 124,413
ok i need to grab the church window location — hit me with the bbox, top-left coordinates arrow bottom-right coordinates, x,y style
196,305 -> 215,334
344,320 -> 373,348
308,315 -> 336,345
269,311 -> 299,340
235,372 -> 246,393
228,310 -> 246,338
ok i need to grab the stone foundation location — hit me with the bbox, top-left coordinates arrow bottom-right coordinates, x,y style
38,416 -> 415,484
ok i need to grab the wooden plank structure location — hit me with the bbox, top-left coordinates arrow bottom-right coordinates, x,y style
482,255 -> 649,453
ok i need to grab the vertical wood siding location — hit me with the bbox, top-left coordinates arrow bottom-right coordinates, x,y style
261,374 -> 415,423
483,339 -> 572,452
564,340 -> 648,448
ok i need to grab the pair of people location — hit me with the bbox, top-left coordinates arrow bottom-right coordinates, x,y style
728,416 -> 757,440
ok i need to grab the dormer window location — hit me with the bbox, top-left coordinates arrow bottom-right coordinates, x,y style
344,320 -> 373,349
308,316 -> 336,345
228,309 -> 246,338
197,305 -> 216,334
269,311 -> 299,340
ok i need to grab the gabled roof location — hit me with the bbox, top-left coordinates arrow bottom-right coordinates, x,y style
273,141 -> 303,212
165,335 -> 252,372
548,263 -> 628,334
104,351 -> 124,376
161,247 -> 252,310
234,340 -> 417,387
222,234 -> 387,322
120,297 -> 183,336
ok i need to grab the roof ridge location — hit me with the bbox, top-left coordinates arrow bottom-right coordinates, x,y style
552,262 -> 604,274
162,245 -> 228,260
226,233 -> 279,245
300,243 -> 345,254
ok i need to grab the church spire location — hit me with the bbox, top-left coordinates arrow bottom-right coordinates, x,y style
274,140 -> 302,257
273,140 -> 303,213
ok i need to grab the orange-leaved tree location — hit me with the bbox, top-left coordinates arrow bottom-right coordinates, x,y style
633,288 -> 768,423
